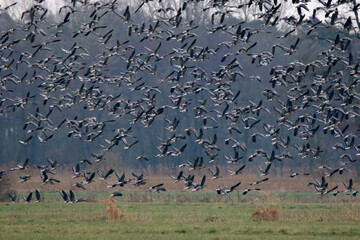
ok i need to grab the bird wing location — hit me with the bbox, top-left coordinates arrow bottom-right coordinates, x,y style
69,190 -> 75,202
60,190 -> 68,202
115,171 -> 122,181
75,164 -> 80,173
180,143 -> 187,153
88,172 -> 95,182
153,183 -> 164,188
264,163 -> 272,173
26,192 -> 33,202
215,166 -> 220,176
260,177 -> 269,183
104,169 -> 114,179
97,169 -> 104,178
230,182 -> 241,192
132,172 -> 139,179
201,175 -> 206,186
177,171 -> 183,180
35,190 -> 41,201
23,158 -> 29,168
236,164 -> 246,174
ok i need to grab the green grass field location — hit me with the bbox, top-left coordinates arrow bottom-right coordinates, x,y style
1,192 -> 360,240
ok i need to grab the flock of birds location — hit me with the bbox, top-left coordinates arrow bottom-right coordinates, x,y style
0,0 -> 359,203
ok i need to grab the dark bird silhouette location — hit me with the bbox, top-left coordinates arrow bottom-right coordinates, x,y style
72,164 -> 81,178
147,183 -> 166,192
132,172 -> 146,186
8,193 -> 17,203
83,172 -> 96,184
19,136 -> 33,145
344,179 -> 353,192
169,170 -> 183,182
258,163 -> 272,176
23,192 -> 33,203
10,158 -> 29,171
98,169 -> 114,180
208,166 -> 220,179
250,177 -> 269,185
60,190 -> 69,203
109,192 -> 123,197
41,170 -> 60,184
0,170 -> 5,179
243,188 -> 261,195
216,181 -> 241,195
192,175 -> 206,191
73,182 -> 87,190
290,172 -> 310,178
35,189 -> 41,202
228,164 -> 246,175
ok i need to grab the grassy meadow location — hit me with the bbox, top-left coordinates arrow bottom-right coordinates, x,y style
1,192 -> 360,240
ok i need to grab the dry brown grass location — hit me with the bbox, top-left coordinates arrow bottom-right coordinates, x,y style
254,199 -> 360,223
251,205 -> 281,221
307,203 -> 360,222
252,200 -> 360,222
101,198 -> 124,220
286,209 -> 360,222
100,198 -> 152,222
338,203 -> 360,221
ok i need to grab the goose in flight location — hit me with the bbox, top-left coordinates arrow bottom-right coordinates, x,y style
243,188 -> 261,195
192,175 -> 206,191
250,177 -> 269,185
109,192 -> 123,197
23,192 -> 33,203
35,189 -> 41,203
60,190 -> 69,203
10,158 -> 29,171
344,179 -> 353,192
8,193 -> 17,203
258,162 -> 272,176
132,172 -> 146,186
69,190 -> 75,203
70,190 -> 87,203
107,172 -> 129,188
41,170 -> 60,184
228,164 -> 246,175
290,172 -> 310,177
72,164 -> 81,178
0,170 -> 5,178
216,181 -> 241,195
147,183 -> 166,192
208,166 -> 220,179
169,170 -> 183,183
83,172 -> 96,184
307,176 -> 328,190
73,182 -> 87,190
20,174 -> 31,182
